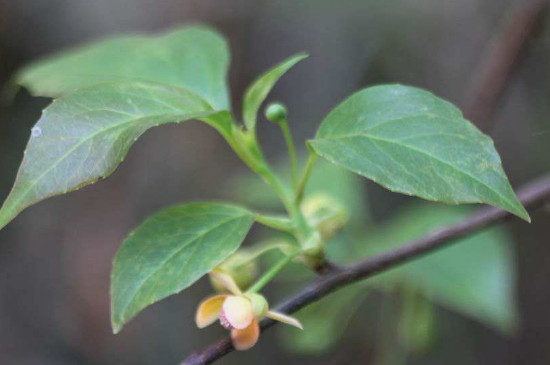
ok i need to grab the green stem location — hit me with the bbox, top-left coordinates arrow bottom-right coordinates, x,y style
212,115 -> 315,252
256,214 -> 295,232
228,127 -> 314,245
240,241 -> 295,265
225,124 -> 294,211
288,202 -> 316,242
231,129 -> 313,246
295,151 -> 318,203
278,119 -> 298,188
247,249 -> 302,293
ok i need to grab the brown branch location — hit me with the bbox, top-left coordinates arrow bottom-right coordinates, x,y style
464,0 -> 548,128
181,173 -> 550,365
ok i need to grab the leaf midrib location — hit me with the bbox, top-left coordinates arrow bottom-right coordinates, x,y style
116,212 -> 252,320
7,108 -> 217,216
313,133 -> 516,210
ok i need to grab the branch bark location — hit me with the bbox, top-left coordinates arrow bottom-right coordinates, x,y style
464,0 -> 548,129
181,173 -> 550,365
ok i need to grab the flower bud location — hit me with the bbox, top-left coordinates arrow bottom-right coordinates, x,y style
209,251 -> 259,293
301,193 -> 349,242
265,102 -> 288,123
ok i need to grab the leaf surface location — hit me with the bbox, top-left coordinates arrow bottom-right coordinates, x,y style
366,203 -> 518,334
0,81 -> 230,230
310,85 -> 529,221
17,26 -> 230,109
111,202 -> 255,333
279,283 -> 368,354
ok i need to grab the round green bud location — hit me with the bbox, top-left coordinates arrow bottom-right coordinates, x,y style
265,102 -> 288,123
245,293 -> 269,318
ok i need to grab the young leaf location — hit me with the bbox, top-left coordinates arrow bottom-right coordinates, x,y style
310,85 -> 529,221
242,53 -> 307,130
111,202 -> 256,333
0,81 -> 231,231
16,26 -> 230,109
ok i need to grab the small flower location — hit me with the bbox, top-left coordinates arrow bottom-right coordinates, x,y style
195,271 -> 303,350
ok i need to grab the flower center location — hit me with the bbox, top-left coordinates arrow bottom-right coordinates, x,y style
219,310 -> 233,329
219,296 -> 254,330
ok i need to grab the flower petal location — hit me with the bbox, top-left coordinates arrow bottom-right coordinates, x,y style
222,296 -> 254,329
266,310 -> 303,330
209,270 -> 243,295
195,295 -> 228,328
231,318 -> 260,351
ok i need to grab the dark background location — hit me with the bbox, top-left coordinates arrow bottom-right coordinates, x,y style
0,0 -> 549,364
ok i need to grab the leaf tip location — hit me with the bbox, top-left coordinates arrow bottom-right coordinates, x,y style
111,313 -> 124,334
112,323 -> 122,335
517,208 -> 531,223
504,198 -> 530,222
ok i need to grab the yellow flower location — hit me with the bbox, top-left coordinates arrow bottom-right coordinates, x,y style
195,271 -> 303,350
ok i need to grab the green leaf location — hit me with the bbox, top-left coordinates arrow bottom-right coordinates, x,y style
310,85 -> 529,221
365,203 -> 518,334
279,283 -> 368,354
111,202 -> 255,333
16,26 -> 230,109
0,81 -> 232,231
242,53 -> 307,130
398,292 -> 437,354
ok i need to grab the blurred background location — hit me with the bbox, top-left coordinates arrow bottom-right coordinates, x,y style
1,0 -> 550,364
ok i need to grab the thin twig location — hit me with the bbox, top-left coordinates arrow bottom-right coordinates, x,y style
181,173 -> 550,365
464,0 -> 548,128
295,151 -> 317,204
